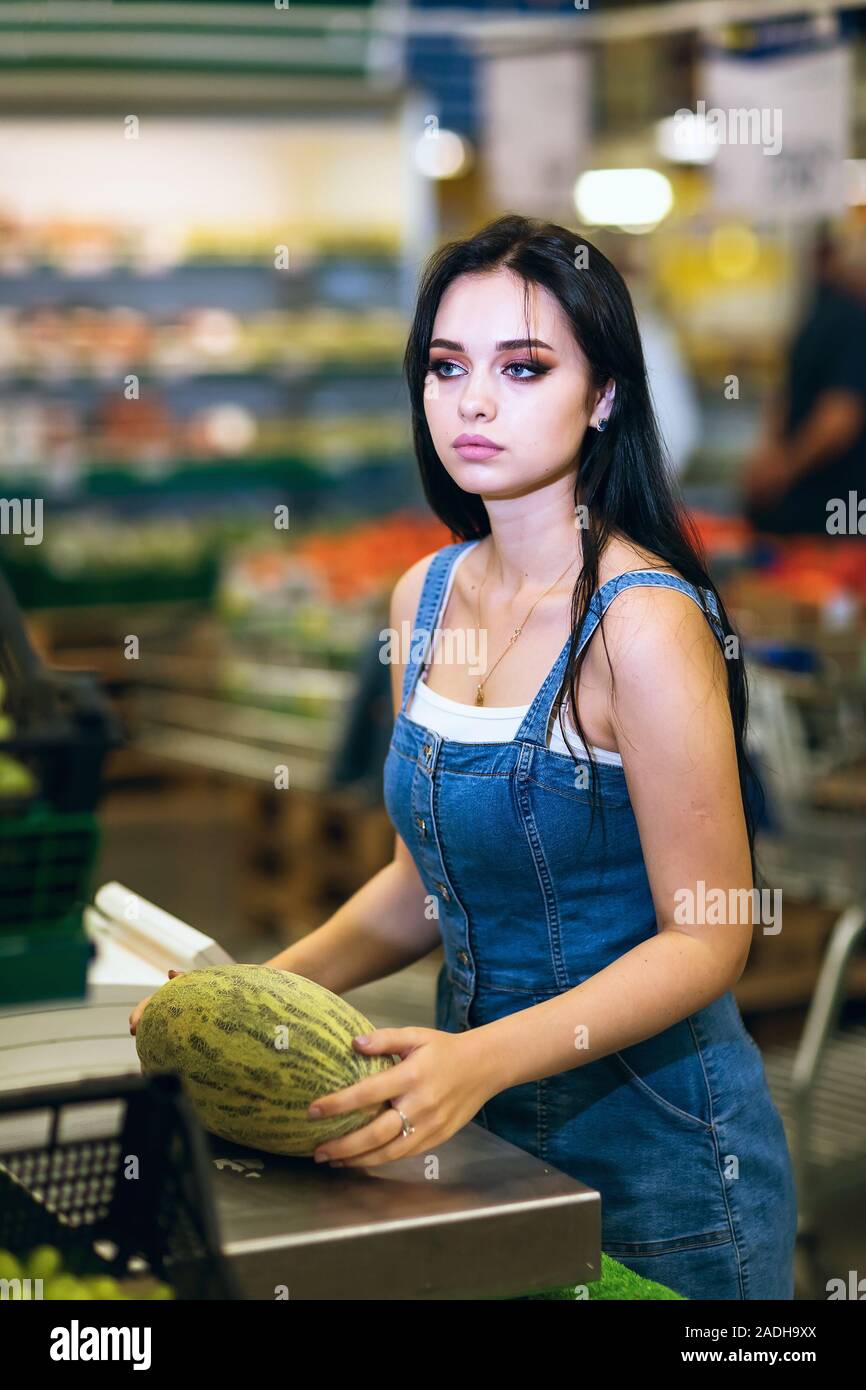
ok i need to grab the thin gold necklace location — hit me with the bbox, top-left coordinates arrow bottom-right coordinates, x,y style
473,551 -> 580,706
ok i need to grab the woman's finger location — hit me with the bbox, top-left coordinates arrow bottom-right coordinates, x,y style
351,1026 -> 427,1056
308,1053 -> 413,1119
331,1126 -> 427,1169
314,1102 -> 406,1163
128,969 -> 181,1036
128,993 -> 154,1035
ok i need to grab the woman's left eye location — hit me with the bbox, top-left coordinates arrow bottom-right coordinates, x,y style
503,360 -> 547,380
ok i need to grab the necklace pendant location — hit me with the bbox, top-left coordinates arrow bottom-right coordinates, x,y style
475,685 -> 484,706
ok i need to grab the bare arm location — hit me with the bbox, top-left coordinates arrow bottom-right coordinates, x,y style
461,587 -> 755,1097
785,389 -> 866,481
263,857 -> 441,996
758,388 -> 788,448
263,552 -> 442,995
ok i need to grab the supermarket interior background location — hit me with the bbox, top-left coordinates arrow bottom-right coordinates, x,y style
1,0 -> 866,1304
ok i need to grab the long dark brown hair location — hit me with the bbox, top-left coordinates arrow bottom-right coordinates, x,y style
403,212 -> 766,885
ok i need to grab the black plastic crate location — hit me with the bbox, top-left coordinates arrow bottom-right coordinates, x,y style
0,565 -> 123,814
0,1073 -> 240,1300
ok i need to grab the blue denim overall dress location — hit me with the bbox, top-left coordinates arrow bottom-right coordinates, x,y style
383,540 -> 798,1301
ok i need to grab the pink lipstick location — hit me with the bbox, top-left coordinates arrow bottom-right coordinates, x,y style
453,432 -> 504,461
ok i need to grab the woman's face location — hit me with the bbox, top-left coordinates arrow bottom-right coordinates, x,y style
423,267 -> 607,499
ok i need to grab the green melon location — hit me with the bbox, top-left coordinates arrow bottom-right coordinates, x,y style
134,965 -> 398,1156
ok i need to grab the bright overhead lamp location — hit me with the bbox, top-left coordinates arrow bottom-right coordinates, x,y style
574,168 -> 674,231
414,129 -> 473,180
655,112 -> 720,165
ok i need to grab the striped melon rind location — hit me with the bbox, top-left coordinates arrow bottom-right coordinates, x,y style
134,964 -> 399,1156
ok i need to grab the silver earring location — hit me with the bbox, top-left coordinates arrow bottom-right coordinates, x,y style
597,417 -> 608,432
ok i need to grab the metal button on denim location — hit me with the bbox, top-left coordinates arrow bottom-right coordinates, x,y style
383,540 -> 797,1302
414,814 -> 426,835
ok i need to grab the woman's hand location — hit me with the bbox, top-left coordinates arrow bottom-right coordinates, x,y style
307,1025 -> 495,1168
128,970 -> 184,1036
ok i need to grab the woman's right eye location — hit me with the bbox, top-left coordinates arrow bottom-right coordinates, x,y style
425,359 -> 463,378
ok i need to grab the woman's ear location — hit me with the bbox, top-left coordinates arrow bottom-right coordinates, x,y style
590,380 -> 616,430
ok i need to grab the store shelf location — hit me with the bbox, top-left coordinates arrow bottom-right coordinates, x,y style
0,12 -> 377,81
132,689 -> 341,752
0,368 -> 403,389
132,726 -> 331,790
0,451 -> 410,503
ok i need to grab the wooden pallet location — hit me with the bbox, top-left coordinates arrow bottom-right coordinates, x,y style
239,786 -> 395,940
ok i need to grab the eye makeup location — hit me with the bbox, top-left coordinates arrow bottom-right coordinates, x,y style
424,356 -> 551,381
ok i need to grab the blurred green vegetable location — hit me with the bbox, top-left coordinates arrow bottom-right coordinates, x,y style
0,1246 -> 176,1299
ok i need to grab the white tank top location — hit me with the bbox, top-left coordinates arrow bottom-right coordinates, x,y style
406,541 -> 624,766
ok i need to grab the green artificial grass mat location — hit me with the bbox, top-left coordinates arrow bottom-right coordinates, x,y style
508,1252 -> 687,1300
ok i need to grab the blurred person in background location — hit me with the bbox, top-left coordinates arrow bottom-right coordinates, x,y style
742,225 -> 866,537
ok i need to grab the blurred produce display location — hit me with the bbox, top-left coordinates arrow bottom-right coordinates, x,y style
0,512 -> 244,608
222,509 -> 454,614
0,214 -> 400,271
0,212 -> 410,498
0,672 -> 36,803
688,509 -> 866,644
687,508 -> 756,564
0,1245 -> 174,1300
0,304 -> 406,379
214,510 -> 451,713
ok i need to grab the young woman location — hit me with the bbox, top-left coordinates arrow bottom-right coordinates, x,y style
130,215 -> 797,1301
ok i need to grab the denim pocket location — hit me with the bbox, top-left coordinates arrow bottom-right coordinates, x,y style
611,1049 -> 714,1132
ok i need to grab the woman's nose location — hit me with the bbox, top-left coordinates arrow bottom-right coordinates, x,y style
458,383 -> 496,420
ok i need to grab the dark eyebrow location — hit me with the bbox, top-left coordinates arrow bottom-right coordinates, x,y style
429,337 -> 555,353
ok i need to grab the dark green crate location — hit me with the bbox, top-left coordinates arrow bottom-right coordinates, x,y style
0,809 -> 99,929
0,922 -> 94,1007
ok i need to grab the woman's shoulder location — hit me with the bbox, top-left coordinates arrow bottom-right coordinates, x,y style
388,540 -> 467,630
389,550 -> 437,630
597,539 -> 722,663
598,535 -> 685,588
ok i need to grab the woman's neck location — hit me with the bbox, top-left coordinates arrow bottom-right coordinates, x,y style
475,529 -> 585,604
